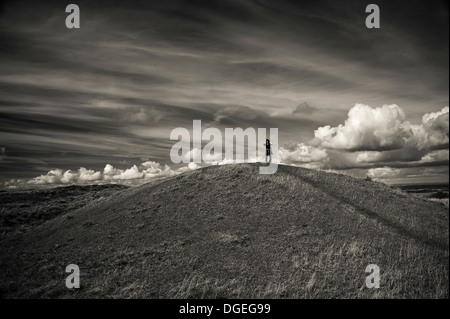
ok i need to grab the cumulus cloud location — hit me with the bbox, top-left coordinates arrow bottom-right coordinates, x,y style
29,169 -> 64,185
28,168 -> 102,185
278,143 -> 328,164
367,167 -> 402,180
313,104 -> 411,151
4,160 -> 197,188
302,104 -> 448,168
279,104 -> 449,181
168,104 -> 449,180
79,167 -> 102,181
412,106 -> 449,150
4,104 -> 448,188
103,163 -> 120,176
313,104 -> 448,154
112,165 -> 144,180
188,162 -> 198,170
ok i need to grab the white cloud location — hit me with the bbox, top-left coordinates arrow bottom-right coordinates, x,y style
420,149 -> 449,163
170,104 -> 448,174
314,104 -> 411,151
188,162 -> 198,170
103,163 -> 120,176
4,105 -> 448,188
62,170 -> 79,183
367,167 -> 401,179
413,106 -> 449,149
278,143 -> 328,165
112,165 -> 144,180
218,158 -> 237,165
423,106 -> 449,124
12,160 -> 196,188
79,167 -> 102,181
302,104 -> 449,171
28,169 -> 64,185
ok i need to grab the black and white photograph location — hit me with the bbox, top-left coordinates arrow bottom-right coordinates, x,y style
0,0 -> 448,305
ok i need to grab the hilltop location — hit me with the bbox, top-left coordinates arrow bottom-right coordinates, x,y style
0,164 -> 448,298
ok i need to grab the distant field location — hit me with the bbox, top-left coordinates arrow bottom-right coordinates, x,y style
0,184 -> 129,237
394,184 -> 449,207
396,184 -> 449,196
0,164 -> 448,299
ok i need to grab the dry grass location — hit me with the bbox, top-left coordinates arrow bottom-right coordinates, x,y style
0,164 -> 448,298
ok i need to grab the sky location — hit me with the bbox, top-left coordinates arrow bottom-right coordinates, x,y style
0,0 -> 448,188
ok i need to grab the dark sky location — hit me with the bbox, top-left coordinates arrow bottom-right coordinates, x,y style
0,0 -> 448,187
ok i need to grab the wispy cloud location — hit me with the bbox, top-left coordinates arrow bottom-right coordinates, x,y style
0,0 -> 448,185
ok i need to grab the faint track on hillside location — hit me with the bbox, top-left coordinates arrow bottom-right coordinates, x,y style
283,167 -> 448,251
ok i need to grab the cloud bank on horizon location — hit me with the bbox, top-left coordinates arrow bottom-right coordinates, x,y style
4,103 -> 448,188
280,104 -> 449,165
0,0 -> 448,186
4,161 -> 196,188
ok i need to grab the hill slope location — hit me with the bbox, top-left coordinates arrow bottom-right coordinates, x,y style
0,164 -> 448,298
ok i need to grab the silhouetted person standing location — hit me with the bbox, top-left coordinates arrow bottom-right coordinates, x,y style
265,139 -> 272,163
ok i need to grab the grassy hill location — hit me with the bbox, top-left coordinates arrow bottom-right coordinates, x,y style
0,184 -> 129,236
0,164 -> 448,298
